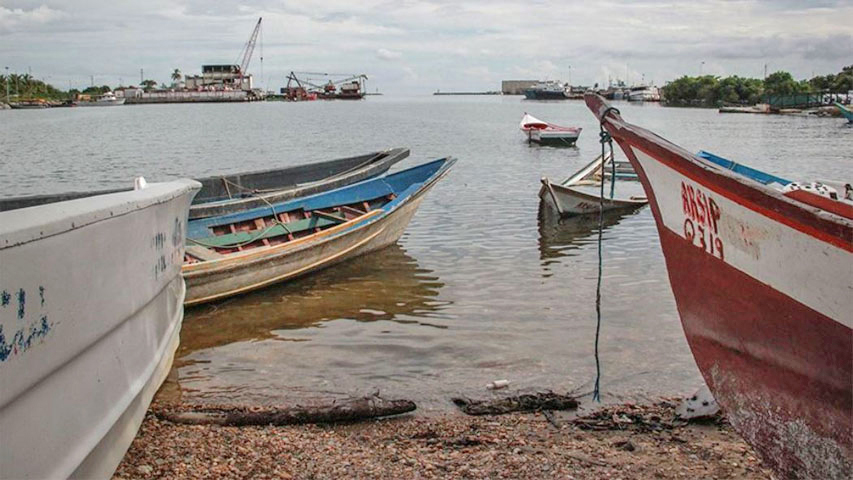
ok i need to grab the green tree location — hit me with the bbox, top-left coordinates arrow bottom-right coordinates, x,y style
763,71 -> 799,97
171,69 -> 182,83
140,79 -> 157,91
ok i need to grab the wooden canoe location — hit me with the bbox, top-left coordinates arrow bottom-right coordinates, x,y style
539,151 -> 647,216
188,147 -> 410,219
0,148 -> 409,215
586,92 -> 852,479
182,158 -> 456,306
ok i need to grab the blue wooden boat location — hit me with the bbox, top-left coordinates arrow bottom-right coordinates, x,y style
835,102 -> 853,123
0,148 -> 409,218
182,157 -> 456,305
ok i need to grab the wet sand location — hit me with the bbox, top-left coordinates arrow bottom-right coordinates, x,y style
114,399 -> 770,479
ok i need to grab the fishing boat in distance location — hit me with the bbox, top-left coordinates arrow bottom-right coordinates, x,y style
585,93 -> 852,479
523,81 -> 568,100
520,113 -> 582,146
75,91 -> 126,106
182,157 -> 456,306
0,148 -> 410,220
626,85 -> 661,102
539,150 -> 647,216
835,102 -> 853,123
0,178 -> 200,479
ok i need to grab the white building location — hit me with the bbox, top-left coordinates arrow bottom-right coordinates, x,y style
184,65 -> 253,91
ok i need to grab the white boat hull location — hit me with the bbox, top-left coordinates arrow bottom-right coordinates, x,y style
75,98 -> 126,107
0,180 -> 199,479
530,129 -> 580,144
539,178 -> 647,216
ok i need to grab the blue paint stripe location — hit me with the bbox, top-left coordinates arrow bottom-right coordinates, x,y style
187,158 -> 453,239
697,151 -> 791,186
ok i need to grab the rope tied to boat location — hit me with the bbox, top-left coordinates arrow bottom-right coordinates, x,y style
593,106 -> 619,403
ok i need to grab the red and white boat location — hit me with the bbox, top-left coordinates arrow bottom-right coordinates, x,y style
584,93 -> 852,479
520,113 -> 582,146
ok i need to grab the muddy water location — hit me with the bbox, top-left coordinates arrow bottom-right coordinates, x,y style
2,97 -> 850,412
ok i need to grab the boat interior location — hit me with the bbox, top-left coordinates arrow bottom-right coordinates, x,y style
184,157 -> 454,262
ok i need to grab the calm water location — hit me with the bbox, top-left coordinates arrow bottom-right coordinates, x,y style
2,98 -> 850,412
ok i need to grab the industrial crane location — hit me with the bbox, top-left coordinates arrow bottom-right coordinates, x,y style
288,72 -> 368,99
236,17 -> 262,87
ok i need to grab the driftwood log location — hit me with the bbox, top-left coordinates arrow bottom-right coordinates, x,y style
452,392 -> 579,416
154,394 -> 416,426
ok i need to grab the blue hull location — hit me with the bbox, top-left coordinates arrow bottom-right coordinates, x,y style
188,158 -> 456,240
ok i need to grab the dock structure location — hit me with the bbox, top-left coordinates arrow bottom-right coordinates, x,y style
124,90 -> 262,104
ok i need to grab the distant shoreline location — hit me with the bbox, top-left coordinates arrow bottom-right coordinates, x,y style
433,91 -> 501,96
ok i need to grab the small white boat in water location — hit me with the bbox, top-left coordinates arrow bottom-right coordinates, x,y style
520,113 -> 582,146
75,91 -> 126,106
0,179 -> 199,479
539,151 -> 648,216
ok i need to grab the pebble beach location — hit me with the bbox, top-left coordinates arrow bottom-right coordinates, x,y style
114,400 -> 770,479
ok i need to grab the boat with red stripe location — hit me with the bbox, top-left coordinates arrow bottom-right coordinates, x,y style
585,93 -> 852,479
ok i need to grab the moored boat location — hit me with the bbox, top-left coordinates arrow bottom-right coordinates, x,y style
627,85 -> 661,102
9,98 -> 51,109
1,148 -> 410,220
539,151 -> 647,216
585,93 -> 852,479
75,91 -> 126,106
520,113 -> 582,146
182,157 -> 456,306
0,178 -> 200,479
523,81 -> 568,100
188,148 -> 409,219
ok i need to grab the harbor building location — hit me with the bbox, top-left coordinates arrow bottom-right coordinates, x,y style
184,65 -> 253,91
502,80 -> 538,95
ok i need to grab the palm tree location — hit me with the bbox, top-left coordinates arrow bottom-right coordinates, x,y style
171,69 -> 182,83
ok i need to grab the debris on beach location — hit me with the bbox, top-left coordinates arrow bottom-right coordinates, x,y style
452,391 -> 579,416
154,394 -> 416,426
676,384 -> 721,421
115,400 -> 771,479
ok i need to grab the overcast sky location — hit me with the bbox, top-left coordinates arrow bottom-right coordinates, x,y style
1,0 -> 851,94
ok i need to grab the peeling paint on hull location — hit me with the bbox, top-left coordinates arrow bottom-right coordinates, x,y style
585,93 -> 853,479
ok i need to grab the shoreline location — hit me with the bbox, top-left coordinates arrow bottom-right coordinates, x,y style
114,398 -> 770,479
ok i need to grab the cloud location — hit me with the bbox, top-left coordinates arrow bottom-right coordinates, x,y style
376,48 -> 402,60
0,5 -> 64,34
1,0 -> 851,93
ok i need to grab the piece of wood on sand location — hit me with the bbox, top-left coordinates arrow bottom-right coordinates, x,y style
452,392 -> 579,416
154,394 -> 416,426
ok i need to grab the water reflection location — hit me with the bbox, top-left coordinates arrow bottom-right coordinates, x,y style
177,244 -> 447,357
537,199 -> 642,266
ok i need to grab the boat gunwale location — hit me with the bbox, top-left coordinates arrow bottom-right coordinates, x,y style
544,179 -> 648,206
182,158 -> 456,276
585,93 -> 853,251
189,147 -> 409,207
0,179 -> 201,249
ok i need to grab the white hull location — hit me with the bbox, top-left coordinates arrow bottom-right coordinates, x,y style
76,98 -> 126,107
530,129 -> 580,144
538,153 -> 647,216
539,179 -> 647,215
0,180 -> 199,479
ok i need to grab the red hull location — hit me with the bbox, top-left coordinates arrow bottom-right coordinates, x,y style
585,94 -> 852,478
660,226 -> 851,477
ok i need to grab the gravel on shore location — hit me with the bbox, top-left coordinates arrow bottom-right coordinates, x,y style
114,400 -> 770,479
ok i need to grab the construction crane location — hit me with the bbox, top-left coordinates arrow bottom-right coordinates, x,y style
290,72 -> 368,99
236,17 -> 262,88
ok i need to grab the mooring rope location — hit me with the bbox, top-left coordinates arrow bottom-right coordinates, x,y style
593,106 -> 619,403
